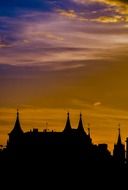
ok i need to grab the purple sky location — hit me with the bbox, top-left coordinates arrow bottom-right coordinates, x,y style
0,0 -> 128,150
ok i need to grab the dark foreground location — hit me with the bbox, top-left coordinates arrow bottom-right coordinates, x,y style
0,153 -> 127,189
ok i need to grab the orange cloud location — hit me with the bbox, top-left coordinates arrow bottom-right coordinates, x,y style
57,9 -> 88,22
57,9 -> 78,19
94,102 -> 102,107
72,0 -> 128,23
93,15 -> 124,23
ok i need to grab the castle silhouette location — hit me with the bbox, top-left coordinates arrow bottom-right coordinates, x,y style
0,110 -> 128,188
0,110 -> 126,165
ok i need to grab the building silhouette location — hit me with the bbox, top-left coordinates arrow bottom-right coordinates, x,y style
5,110 -> 114,165
1,110 -> 128,188
1,110 -> 128,168
7,110 -> 24,149
113,128 -> 125,164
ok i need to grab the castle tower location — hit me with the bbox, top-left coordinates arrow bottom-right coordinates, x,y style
113,128 -> 125,164
77,113 -> 86,134
7,110 -> 24,148
77,113 -> 92,146
63,112 -> 72,133
117,128 -> 122,145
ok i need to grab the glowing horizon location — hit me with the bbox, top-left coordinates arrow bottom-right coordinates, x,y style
1,107 -> 128,153
0,0 -> 128,153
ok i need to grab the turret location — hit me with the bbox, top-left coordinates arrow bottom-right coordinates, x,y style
77,113 -> 85,134
113,127 -> 125,165
117,128 -> 122,145
63,112 -> 72,133
7,110 -> 24,148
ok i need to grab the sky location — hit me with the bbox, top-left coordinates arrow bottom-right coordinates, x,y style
0,0 -> 128,152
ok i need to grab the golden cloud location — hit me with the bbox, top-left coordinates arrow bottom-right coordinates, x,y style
57,9 -> 88,22
57,9 -> 78,19
94,0 -> 128,15
93,15 -> 125,23
94,102 -> 102,107
73,0 -> 128,22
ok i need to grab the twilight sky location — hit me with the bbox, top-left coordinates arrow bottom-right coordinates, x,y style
0,0 -> 128,151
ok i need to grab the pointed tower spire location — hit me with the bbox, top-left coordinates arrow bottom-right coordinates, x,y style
9,109 -> 23,136
63,112 -> 72,133
113,125 -> 125,164
17,108 -> 19,119
77,113 -> 85,133
117,126 -> 122,145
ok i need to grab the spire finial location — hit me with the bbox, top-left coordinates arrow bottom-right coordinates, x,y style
67,112 -> 70,117
80,112 -> 82,118
117,124 -> 122,145
118,124 -> 120,134
17,108 -> 19,117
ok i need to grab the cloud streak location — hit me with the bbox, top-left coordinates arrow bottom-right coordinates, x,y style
0,0 -> 128,152
0,9 -> 127,71
0,1 -> 127,78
